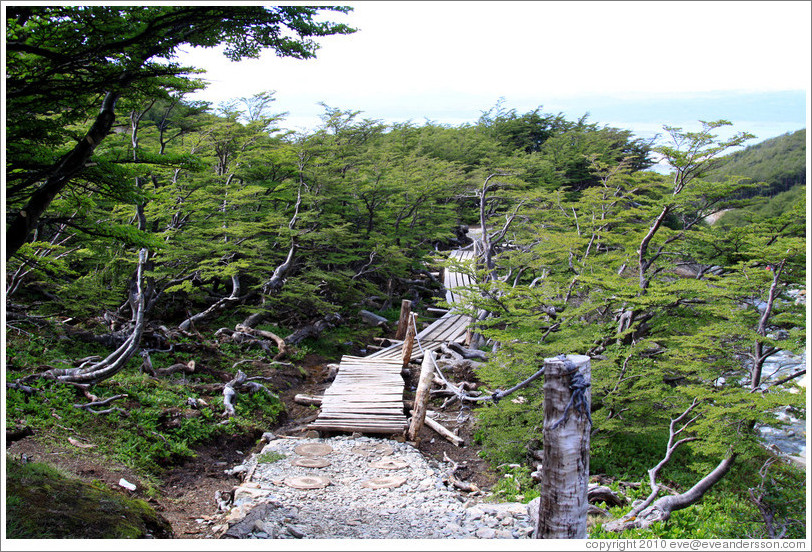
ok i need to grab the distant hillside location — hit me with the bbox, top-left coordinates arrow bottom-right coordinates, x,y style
708,129 -> 806,197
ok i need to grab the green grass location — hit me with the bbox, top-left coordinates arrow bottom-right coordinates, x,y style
5,326 -> 286,478
6,457 -> 173,538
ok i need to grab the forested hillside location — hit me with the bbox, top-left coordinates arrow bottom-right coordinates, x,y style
5,6 -> 806,541
708,128 -> 806,197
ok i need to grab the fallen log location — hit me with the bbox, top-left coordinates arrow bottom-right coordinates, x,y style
588,484 -> 627,507
425,413 -> 464,446
447,342 -> 488,361
359,309 -> 389,328
7,426 -> 34,445
284,313 -> 342,346
294,394 -> 322,406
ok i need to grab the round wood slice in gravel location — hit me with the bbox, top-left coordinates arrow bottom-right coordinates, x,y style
284,475 -> 331,489
291,457 -> 331,468
294,443 -> 334,457
360,476 -> 407,489
369,458 -> 409,470
351,443 -> 394,457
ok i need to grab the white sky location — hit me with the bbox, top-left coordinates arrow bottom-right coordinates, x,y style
177,0 -> 810,138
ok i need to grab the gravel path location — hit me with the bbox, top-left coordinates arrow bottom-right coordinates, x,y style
211,435 -> 535,540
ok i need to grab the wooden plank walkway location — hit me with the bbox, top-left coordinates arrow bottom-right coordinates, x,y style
308,248 -> 477,434
308,355 -> 408,434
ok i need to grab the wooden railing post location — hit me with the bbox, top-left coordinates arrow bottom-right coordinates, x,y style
401,313 -> 416,367
407,350 -> 435,441
395,299 -> 412,340
535,354 -> 591,539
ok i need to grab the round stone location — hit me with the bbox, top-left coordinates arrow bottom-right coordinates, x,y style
294,443 -> 334,457
369,458 -> 409,470
284,476 -> 331,489
360,476 -> 407,489
290,457 -> 331,468
351,443 -> 394,457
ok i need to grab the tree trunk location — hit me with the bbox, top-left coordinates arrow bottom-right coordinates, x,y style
6,91 -> 121,259
37,248 -> 148,384
535,354 -> 591,539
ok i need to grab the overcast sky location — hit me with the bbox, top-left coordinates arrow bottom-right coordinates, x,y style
177,1 -> 810,146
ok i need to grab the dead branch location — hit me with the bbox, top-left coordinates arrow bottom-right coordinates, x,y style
603,398 -> 736,532
234,324 -> 289,359
222,370 -> 247,417
154,360 -> 196,377
424,413 -> 464,446
74,394 -> 128,411
6,381 -> 37,395
221,370 -> 283,417
294,394 -> 322,406
178,273 -> 243,332
442,452 -> 479,492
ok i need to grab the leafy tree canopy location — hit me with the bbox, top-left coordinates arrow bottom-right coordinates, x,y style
5,4 -> 356,259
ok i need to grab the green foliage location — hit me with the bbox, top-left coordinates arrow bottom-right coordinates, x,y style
462,121 -> 805,538
4,19 -> 806,538
489,464 -> 540,504
5,327 -> 285,476
589,487 -> 755,539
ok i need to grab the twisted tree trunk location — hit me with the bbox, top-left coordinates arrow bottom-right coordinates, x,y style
35,248 -> 148,384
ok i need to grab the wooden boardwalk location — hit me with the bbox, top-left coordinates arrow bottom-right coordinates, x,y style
308,248 -> 477,434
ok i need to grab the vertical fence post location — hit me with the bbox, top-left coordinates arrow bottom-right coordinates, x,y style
401,313 -> 416,368
535,354 -> 592,539
395,299 -> 412,340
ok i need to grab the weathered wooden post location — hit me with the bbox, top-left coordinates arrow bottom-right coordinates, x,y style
401,313 -> 416,368
394,299 -> 412,340
407,350 -> 435,441
535,354 -> 591,539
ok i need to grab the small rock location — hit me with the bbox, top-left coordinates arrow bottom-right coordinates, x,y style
466,507 -> 484,520
226,465 -> 248,477
287,525 -> 306,538
475,527 -> 497,538
527,497 -> 540,526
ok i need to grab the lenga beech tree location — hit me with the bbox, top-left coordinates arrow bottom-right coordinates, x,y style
5,5 -> 355,259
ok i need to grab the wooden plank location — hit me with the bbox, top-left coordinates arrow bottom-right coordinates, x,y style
311,419 -> 405,425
